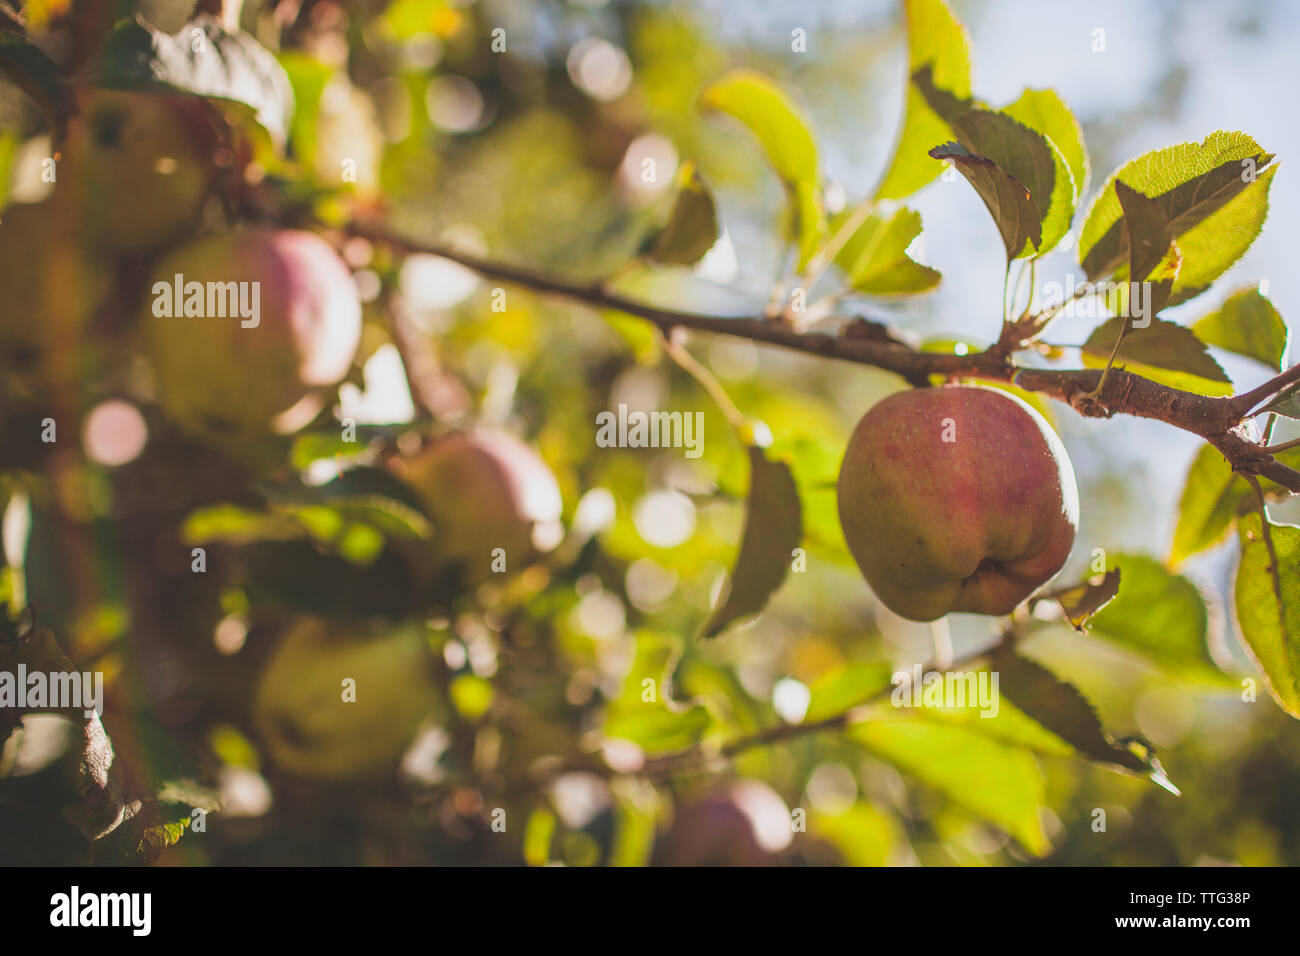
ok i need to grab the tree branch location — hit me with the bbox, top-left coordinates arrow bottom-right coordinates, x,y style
347,219 -> 1300,494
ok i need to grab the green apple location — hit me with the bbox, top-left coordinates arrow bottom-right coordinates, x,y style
252,617 -> 443,780
389,429 -> 563,586
837,384 -> 1079,621
55,88 -> 225,253
141,229 -> 362,438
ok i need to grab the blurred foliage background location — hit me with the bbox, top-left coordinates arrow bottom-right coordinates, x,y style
1,0 -> 1298,866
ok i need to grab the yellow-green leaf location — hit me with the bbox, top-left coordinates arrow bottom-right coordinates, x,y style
851,715 -> 1050,855
1002,87 -> 1089,201
1192,284 -> 1289,371
875,0 -> 973,201
832,205 -> 940,294
700,69 -> 824,267
1079,131 -> 1275,281
1235,512 -> 1300,717
1081,317 -> 1232,397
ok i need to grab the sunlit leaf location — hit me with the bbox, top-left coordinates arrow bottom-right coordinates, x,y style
609,779 -> 659,867
1078,131 -> 1275,283
522,808 -> 556,866
1235,512 -> 1300,718
604,632 -> 710,753
812,804 -> 899,866
1002,87 -> 1088,200
875,0 -> 973,201
1165,165 -> 1276,307
1168,444 -> 1300,565
832,204 -> 940,294
1088,552 -> 1231,684
700,69 -> 824,267
1191,284 -> 1289,371
804,660 -> 893,722
851,715 -> 1050,855
1081,317 -> 1232,397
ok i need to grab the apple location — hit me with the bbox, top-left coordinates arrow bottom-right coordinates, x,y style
389,429 -> 563,586
0,201 -> 113,384
54,88 -> 226,253
837,384 -> 1079,621
140,229 -> 362,438
252,617 -> 443,780
654,795 -> 778,866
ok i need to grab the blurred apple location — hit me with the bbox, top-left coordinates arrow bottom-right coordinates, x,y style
389,429 -> 563,586
0,200 -> 113,386
54,88 -> 227,253
252,617 -> 443,780
140,229 -> 362,438
654,794 -> 779,866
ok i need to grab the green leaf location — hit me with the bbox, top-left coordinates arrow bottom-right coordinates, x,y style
990,645 -> 1178,792
832,205 -> 940,295
87,14 -> 295,147
644,162 -> 719,266
1038,568 -> 1122,629
1081,317 -> 1232,397
1235,512 -> 1300,718
266,467 -> 434,538
279,51 -> 335,171
811,803 -> 898,866
703,447 -> 802,637
1168,444 -> 1300,565
875,0 -> 973,201
609,779 -> 659,867
1165,165 -> 1277,307
449,673 -> 494,721
700,69 -> 824,267
949,109 -> 1074,256
804,660 -> 893,723
604,631 -> 710,753
1088,553 -> 1230,684
1191,284 -> 1289,371
522,807 -> 557,866
1002,87 -> 1089,200
850,716 -> 1050,855
929,141 -> 1041,260
1078,131 -> 1275,282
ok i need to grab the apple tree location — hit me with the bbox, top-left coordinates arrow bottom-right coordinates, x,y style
1,0 -> 1298,866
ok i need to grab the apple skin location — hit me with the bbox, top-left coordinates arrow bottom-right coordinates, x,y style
55,89 -> 224,253
141,229 -> 362,438
389,429 -> 563,586
837,384 -> 1079,621
252,617 -> 443,780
